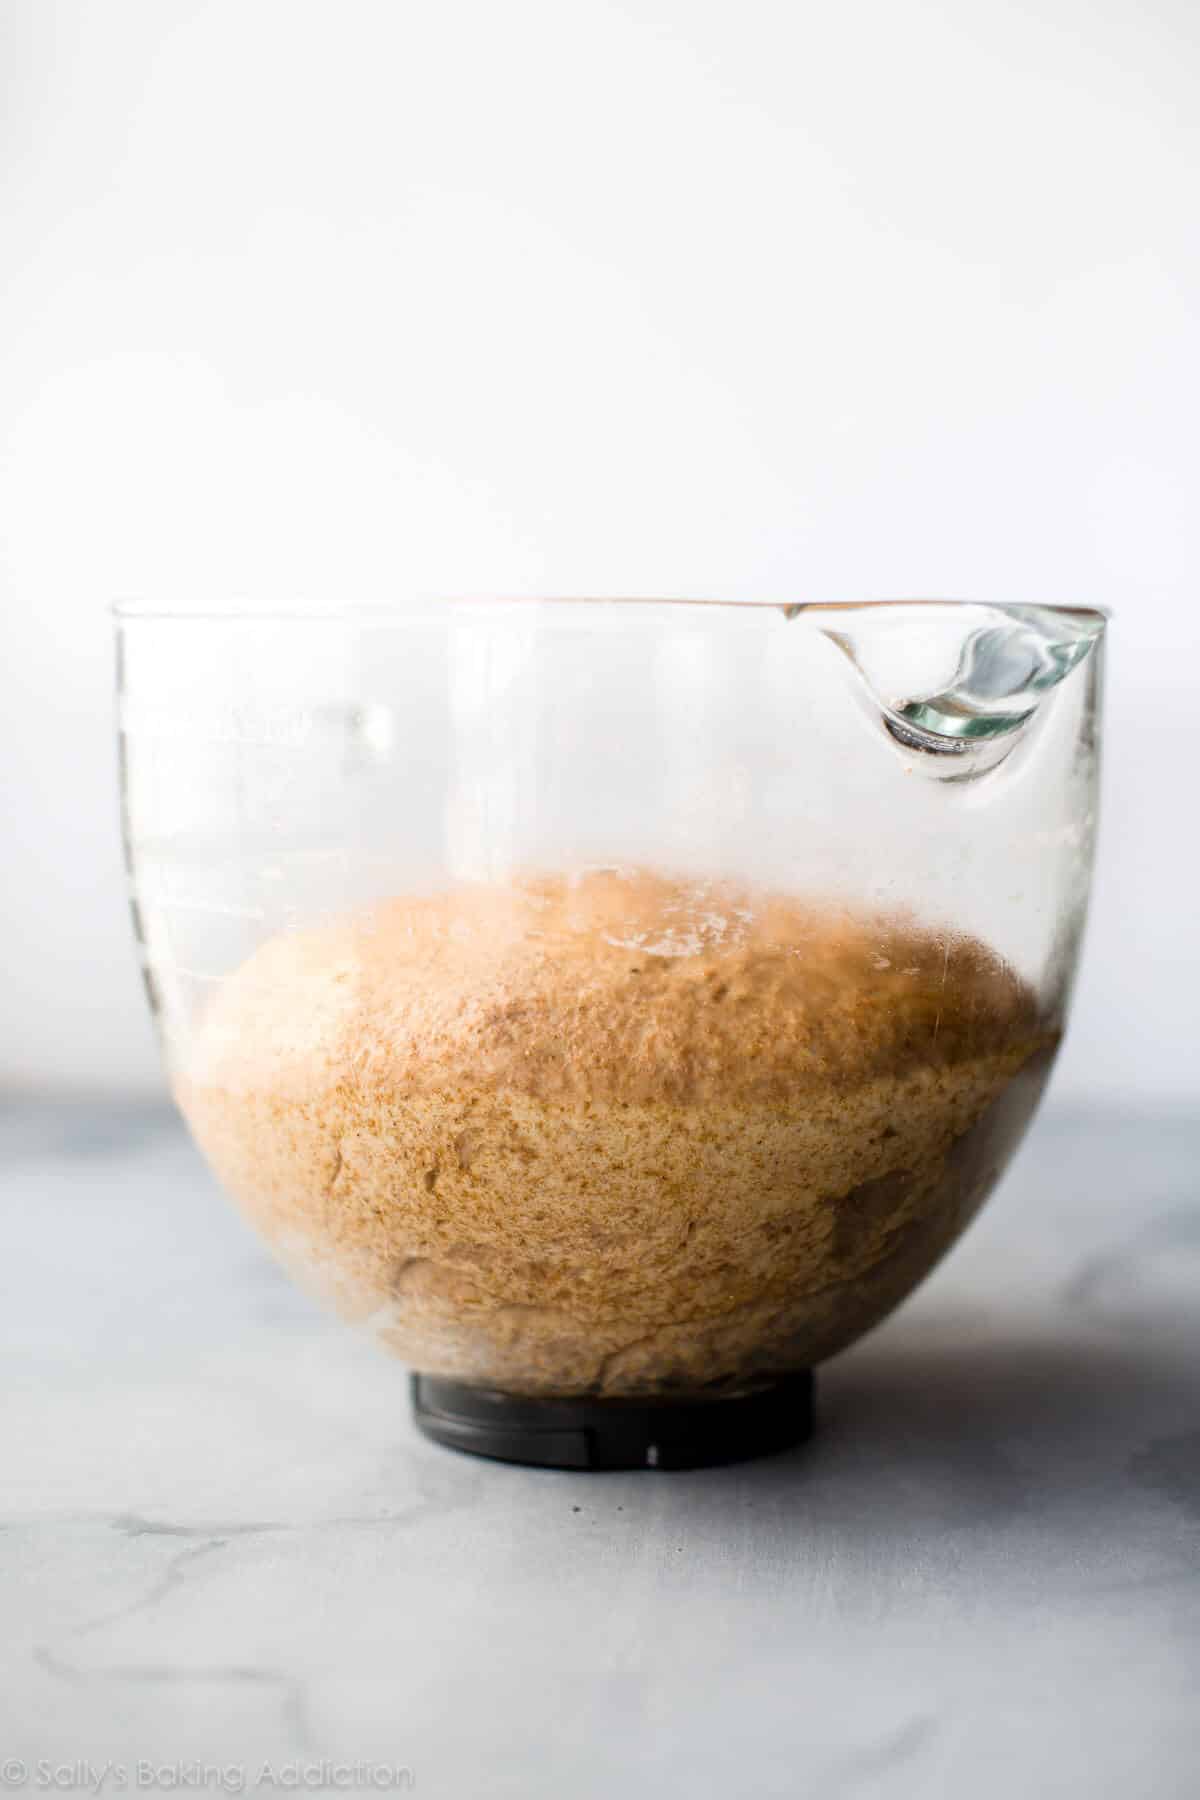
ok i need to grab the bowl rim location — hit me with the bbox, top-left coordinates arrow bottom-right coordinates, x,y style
110,596 -> 1111,624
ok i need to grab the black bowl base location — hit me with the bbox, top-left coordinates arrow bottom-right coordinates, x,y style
410,1370 -> 815,1471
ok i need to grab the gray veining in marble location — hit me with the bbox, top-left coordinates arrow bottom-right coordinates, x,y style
1,1098 -> 1197,1798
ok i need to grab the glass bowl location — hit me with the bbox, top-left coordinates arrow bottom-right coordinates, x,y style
117,599 -> 1105,1468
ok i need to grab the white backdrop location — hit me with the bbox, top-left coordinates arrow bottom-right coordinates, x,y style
1,0 -> 1197,1104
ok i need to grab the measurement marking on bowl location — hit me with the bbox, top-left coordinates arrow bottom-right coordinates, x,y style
148,961 -> 225,984
154,898 -> 267,921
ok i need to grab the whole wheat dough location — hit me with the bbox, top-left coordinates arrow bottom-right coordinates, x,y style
178,869 -> 1052,1395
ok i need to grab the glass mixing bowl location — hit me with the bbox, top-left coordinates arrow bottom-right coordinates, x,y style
117,599 -> 1105,1469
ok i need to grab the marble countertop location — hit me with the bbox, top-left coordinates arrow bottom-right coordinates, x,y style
1,1098 -> 1197,1798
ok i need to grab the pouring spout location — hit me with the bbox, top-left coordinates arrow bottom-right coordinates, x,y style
792,602 -> 1107,767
